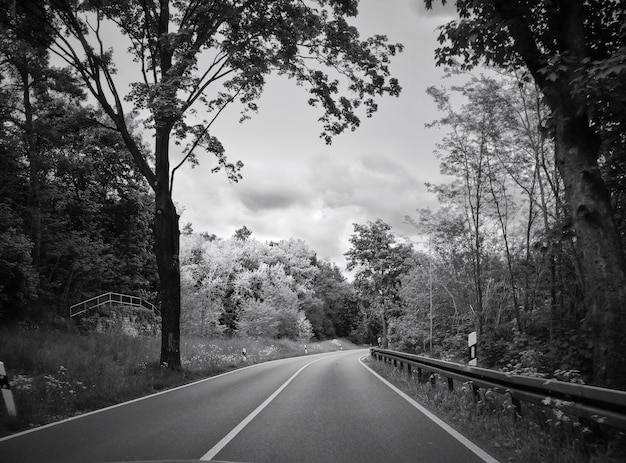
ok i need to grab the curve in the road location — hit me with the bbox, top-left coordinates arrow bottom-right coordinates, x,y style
0,349 -> 500,463
208,350 -> 499,463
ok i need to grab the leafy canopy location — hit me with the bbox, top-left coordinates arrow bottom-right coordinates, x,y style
42,0 -> 403,185
424,0 -> 625,123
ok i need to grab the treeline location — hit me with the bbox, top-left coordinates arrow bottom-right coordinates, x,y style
0,55 -> 158,322
0,4 -> 360,341
179,227 -> 359,341
0,46 -> 360,339
0,40 -> 359,338
346,74 -> 626,385
0,29 -> 359,338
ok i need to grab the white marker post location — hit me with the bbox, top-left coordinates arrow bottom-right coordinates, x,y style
0,361 -> 17,417
468,331 -> 477,366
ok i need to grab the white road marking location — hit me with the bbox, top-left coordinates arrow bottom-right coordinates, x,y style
359,355 -> 500,463
0,351 -> 347,443
201,355 -> 332,461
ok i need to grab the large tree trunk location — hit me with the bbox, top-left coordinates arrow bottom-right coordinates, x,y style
154,125 -> 182,370
20,67 -> 42,272
555,115 -> 626,389
493,0 -> 626,390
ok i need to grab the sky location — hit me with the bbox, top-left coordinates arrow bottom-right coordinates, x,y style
166,0 -> 459,273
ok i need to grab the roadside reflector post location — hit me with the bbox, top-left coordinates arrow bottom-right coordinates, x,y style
468,331 -> 477,366
0,361 -> 17,417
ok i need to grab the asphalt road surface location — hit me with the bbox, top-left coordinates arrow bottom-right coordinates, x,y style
0,349 -> 499,463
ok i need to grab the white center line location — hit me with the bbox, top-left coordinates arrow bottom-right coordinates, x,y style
200,355 -> 330,461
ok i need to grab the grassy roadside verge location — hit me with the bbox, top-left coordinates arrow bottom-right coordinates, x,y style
364,356 -> 625,463
0,326 -> 355,437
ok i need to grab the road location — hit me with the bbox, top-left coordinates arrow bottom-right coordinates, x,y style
0,349 -> 499,462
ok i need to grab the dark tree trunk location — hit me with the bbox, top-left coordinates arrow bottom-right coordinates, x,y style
154,125 -> 182,370
491,0 -> 626,389
555,115 -> 626,389
20,67 -> 42,271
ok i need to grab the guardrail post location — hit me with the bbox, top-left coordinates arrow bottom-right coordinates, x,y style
447,377 -> 454,392
511,396 -> 522,419
407,364 -> 412,377
430,373 -> 436,387
417,367 -> 423,382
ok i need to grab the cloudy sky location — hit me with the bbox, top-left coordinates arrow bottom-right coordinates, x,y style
170,0 -> 457,271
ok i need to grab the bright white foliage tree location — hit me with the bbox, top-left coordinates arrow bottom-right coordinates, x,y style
179,233 -> 317,340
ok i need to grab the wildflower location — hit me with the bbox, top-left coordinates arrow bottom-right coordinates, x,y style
10,375 -> 34,391
591,414 -> 608,424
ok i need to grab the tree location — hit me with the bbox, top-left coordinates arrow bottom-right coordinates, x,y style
0,0 -> 58,275
1,4 -> 157,318
233,226 -> 252,242
31,0 -> 403,369
425,0 -> 626,388
179,233 -> 323,340
0,57 -> 38,321
345,219 -> 413,348
310,260 -> 359,338
426,80 -> 506,338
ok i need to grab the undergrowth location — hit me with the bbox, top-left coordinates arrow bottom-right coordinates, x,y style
0,325 -> 353,437
365,357 -> 626,463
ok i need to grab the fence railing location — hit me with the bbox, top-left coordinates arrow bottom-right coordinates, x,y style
69,292 -> 160,318
370,347 -> 626,431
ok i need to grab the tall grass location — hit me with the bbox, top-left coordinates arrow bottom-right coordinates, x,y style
0,326 -> 355,437
366,358 -> 626,463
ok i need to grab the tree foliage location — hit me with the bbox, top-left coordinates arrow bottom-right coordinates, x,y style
179,232 -> 357,342
0,4 -> 158,323
396,74 -> 597,380
26,0 -> 403,369
345,219 -> 413,347
424,0 -> 626,390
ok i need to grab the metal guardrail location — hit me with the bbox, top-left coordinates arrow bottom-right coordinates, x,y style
69,292 -> 160,318
370,347 -> 626,431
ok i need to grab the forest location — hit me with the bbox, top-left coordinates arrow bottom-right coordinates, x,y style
1,0 -> 625,392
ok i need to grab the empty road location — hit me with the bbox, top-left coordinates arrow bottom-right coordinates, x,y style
0,349 -> 498,462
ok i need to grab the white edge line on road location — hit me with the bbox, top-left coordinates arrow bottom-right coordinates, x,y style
0,350 -> 352,443
200,355 -> 331,461
358,355 -> 500,463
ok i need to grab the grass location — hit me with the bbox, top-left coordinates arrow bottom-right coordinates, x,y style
365,357 -> 626,463
0,325 -> 356,437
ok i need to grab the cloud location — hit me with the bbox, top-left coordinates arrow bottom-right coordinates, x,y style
235,183 -> 310,212
171,0 -> 456,275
